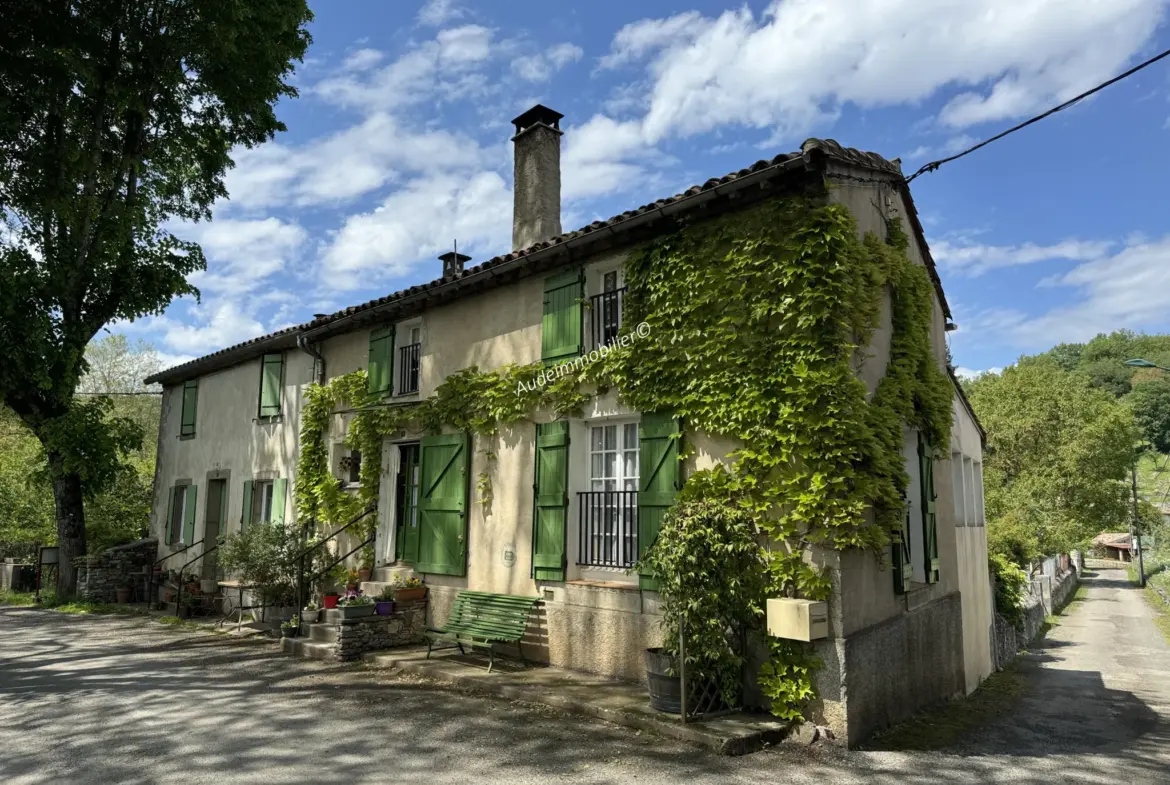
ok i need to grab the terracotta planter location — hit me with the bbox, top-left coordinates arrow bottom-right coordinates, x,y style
357,567 -> 372,581
322,594 -> 339,609
115,587 -> 131,604
394,586 -> 427,603
346,582 -> 360,593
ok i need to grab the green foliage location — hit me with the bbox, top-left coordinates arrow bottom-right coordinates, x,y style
966,358 -> 1137,555
636,500 -> 770,704
989,553 -> 1029,627
1127,377 -> 1170,454
218,521 -> 300,606
0,0 -> 313,591
987,510 -> 1041,568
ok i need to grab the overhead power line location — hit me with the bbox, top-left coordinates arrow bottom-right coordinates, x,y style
75,391 -> 162,396
906,46 -> 1170,184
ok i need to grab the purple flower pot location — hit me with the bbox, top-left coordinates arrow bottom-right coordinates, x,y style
375,600 -> 395,616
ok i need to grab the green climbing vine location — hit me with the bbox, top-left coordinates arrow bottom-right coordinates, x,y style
294,188 -> 952,722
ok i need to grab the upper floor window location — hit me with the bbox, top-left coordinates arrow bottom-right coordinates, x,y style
589,270 -> 626,349
578,421 -> 640,569
368,326 -> 394,397
398,325 -> 421,395
180,380 -> 198,438
258,353 -> 283,419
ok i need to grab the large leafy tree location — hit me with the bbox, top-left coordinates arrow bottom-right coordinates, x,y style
0,0 -> 312,595
1128,377 -> 1170,455
966,358 -> 1138,560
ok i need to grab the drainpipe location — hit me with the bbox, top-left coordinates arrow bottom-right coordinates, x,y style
297,333 -> 325,385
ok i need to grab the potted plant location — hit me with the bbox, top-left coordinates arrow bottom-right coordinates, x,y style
184,572 -> 201,595
280,615 -> 300,638
392,574 -> 427,602
177,599 -> 197,619
115,583 -> 132,604
342,567 -> 361,592
322,591 -> 340,609
302,600 -> 320,623
375,587 -> 396,616
357,563 -> 372,582
336,593 -> 375,619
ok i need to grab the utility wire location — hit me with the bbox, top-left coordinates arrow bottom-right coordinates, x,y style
75,391 -> 162,396
906,46 -> 1170,184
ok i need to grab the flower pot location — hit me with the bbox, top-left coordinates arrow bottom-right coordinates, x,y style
301,608 -> 320,624
345,582 -> 360,593
337,604 -> 375,619
200,579 -> 218,595
281,626 -> 297,638
644,648 -> 682,714
358,567 -> 372,581
115,587 -> 131,604
375,600 -> 395,616
394,586 -> 427,603
186,583 -> 200,596
322,594 -> 340,609
161,588 -> 176,603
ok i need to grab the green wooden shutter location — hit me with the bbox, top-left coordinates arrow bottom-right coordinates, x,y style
532,421 -> 570,582
417,432 -> 470,576
368,326 -> 395,397
541,269 -> 584,365
166,486 -> 179,545
180,381 -> 198,437
892,506 -> 913,594
271,478 -> 288,524
920,434 -> 940,584
638,413 -> 682,591
241,480 -> 254,529
258,353 -> 283,418
183,485 -> 198,545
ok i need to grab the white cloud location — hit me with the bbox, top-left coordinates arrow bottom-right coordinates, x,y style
511,43 -> 584,82
562,114 -> 663,200
178,218 -> 307,294
957,236 -> 1170,349
341,48 -> 384,72
321,171 -> 511,290
954,366 -> 1003,380
933,237 -> 1114,276
159,301 -> 268,355
578,0 -> 1166,184
418,0 -> 464,27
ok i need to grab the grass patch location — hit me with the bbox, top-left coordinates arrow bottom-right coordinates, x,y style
0,588 -> 148,616
0,589 -> 38,607
860,664 -> 1028,751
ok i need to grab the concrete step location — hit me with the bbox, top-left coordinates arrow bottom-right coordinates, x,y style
309,622 -> 339,643
360,580 -> 397,598
372,564 -> 416,583
280,636 -> 335,661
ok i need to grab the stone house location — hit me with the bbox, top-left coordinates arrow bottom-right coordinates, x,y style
144,104 -> 991,745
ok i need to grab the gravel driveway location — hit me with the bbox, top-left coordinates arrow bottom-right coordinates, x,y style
1,567 -> 1167,785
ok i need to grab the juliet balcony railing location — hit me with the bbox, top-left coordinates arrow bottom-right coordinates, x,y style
589,287 -> 627,349
398,342 -> 421,394
577,490 -> 638,569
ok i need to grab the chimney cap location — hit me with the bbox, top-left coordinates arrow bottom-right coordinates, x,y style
437,251 -> 472,265
511,104 -> 564,134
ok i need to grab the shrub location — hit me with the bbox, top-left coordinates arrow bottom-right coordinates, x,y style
990,552 -> 1029,627
218,521 -> 301,606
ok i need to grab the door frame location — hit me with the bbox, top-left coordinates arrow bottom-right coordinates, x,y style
202,469 -> 231,580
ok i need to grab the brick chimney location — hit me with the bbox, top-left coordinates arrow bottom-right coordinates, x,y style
511,104 -> 563,251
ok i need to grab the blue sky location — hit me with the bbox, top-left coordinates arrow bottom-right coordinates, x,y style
124,0 -> 1170,378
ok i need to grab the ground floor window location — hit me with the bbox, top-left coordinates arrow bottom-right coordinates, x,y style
168,485 -> 189,544
578,421 -> 639,568
252,480 -> 275,525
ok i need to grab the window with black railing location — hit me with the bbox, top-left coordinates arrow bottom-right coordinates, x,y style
577,490 -> 638,568
589,286 -> 626,349
398,343 -> 420,394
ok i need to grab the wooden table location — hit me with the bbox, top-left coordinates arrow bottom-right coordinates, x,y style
216,580 -> 261,632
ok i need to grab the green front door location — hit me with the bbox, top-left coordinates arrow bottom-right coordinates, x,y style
416,433 -> 471,576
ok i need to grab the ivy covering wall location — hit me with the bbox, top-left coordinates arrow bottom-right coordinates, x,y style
294,188 -> 953,720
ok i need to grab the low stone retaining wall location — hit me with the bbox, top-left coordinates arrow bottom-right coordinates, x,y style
332,599 -> 427,662
76,538 -> 158,602
994,564 -> 1079,668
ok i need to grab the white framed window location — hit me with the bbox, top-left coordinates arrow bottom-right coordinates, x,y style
169,485 -> 189,544
581,421 -> 640,567
252,480 -> 275,524
588,268 -> 627,349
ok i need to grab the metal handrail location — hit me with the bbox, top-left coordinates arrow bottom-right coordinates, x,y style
147,537 -> 208,608
174,542 -> 220,613
294,506 -> 377,614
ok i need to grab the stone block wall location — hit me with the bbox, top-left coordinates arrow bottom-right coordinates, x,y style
332,599 -> 427,661
993,561 -> 1078,669
76,538 -> 158,602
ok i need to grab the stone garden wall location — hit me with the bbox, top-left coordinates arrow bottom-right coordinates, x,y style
332,599 -> 427,661
76,538 -> 158,602
993,559 -> 1078,669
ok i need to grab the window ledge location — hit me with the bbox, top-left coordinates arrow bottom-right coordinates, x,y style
394,390 -> 420,399
255,415 -> 283,425
179,433 -> 196,441
566,579 -> 640,592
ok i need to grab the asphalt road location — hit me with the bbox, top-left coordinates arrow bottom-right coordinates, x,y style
1,567 -> 1167,785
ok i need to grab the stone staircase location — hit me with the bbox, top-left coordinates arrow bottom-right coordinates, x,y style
281,597 -> 429,663
357,564 -> 418,600
281,608 -> 348,661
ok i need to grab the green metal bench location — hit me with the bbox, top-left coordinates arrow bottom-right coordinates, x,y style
425,590 -> 539,672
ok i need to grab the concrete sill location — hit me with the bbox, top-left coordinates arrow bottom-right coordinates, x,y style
565,579 -> 639,592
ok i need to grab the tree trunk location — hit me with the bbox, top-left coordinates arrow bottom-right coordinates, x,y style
51,458 -> 86,599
